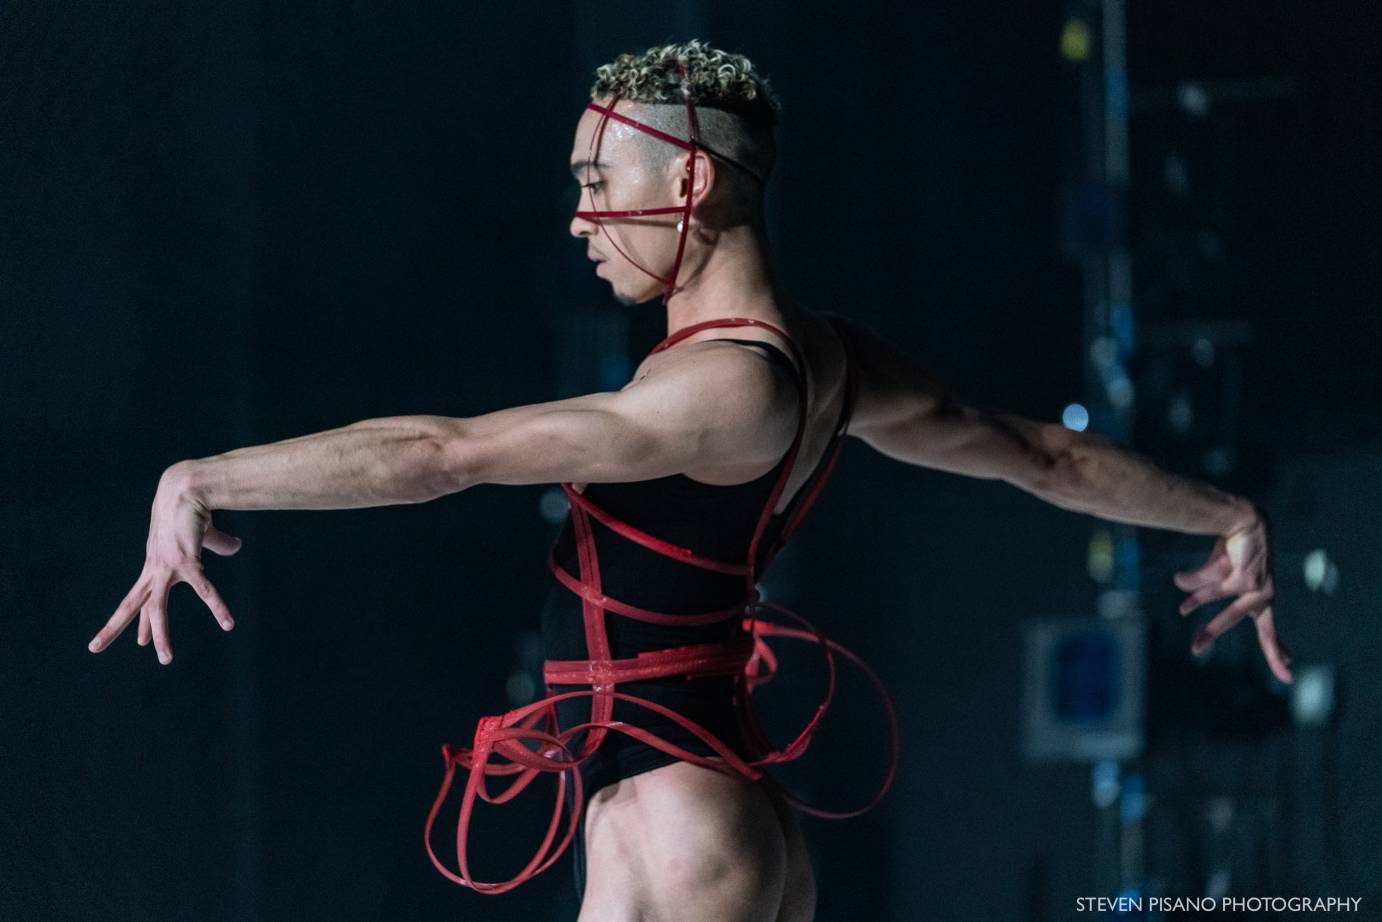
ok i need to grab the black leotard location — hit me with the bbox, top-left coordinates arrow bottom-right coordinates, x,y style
542,332 -> 847,901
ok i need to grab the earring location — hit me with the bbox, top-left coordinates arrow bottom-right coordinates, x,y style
676,218 -> 685,233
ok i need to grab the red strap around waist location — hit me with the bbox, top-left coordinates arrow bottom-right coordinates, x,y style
425,316 -> 897,894
423,598 -> 900,894
545,543 -> 751,627
562,485 -> 751,576
542,635 -> 756,685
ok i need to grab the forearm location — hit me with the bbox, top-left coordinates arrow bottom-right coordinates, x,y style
170,415 -> 458,511
1021,419 -> 1259,536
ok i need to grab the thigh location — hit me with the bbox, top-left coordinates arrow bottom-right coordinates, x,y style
575,776 -> 648,922
760,775 -> 817,922
582,760 -> 789,922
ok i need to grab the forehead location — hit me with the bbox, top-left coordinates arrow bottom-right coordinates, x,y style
568,97 -> 648,167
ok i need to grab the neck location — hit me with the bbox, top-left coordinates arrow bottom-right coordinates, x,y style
662,223 -> 795,336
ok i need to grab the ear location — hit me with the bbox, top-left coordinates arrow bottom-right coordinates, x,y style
676,149 -> 717,207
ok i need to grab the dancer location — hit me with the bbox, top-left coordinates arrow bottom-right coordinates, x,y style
88,39 -> 1291,922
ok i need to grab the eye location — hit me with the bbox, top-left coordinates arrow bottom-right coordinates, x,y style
582,181 -> 604,194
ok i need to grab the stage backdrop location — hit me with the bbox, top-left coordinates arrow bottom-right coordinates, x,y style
3,1 -> 1377,920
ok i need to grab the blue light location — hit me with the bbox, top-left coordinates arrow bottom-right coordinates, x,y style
1092,759 -> 1120,808
1062,403 -> 1090,431
1120,774 -> 1147,822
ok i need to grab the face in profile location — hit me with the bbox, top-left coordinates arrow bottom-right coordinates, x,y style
567,96 -> 705,305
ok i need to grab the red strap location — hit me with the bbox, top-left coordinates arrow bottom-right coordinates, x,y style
584,100 -> 695,151
573,60 -> 700,304
547,545 -> 749,627
759,315 -> 859,570
426,315 -> 899,894
423,597 -> 900,892
562,484 -> 750,576
552,316 -> 810,590
569,479 -> 615,757
543,635 -> 757,685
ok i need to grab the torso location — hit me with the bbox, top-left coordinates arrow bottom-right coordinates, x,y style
559,302 -> 839,921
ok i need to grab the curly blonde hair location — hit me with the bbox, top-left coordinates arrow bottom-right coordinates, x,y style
589,39 -> 781,194
591,38 -> 781,128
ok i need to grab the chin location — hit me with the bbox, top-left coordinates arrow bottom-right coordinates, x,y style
607,279 -> 660,307
630,284 -> 666,306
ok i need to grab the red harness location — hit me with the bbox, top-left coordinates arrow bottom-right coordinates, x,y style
424,316 -> 900,893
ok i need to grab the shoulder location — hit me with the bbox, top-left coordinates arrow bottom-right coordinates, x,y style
633,334 -> 803,471
447,340 -> 800,489
623,338 -> 798,435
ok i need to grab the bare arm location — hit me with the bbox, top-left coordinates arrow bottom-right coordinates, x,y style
831,315 -> 1291,683
91,342 -> 796,664
170,341 -> 796,510
169,415 -> 460,511
833,315 -> 1258,536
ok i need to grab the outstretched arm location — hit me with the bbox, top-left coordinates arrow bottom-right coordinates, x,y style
89,342 -> 796,663
833,315 -> 1292,682
835,316 -> 1256,535
171,341 -> 796,509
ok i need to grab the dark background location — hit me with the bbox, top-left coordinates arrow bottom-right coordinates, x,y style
3,1 -> 1378,919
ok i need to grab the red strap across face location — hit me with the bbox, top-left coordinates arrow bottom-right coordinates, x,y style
572,58 -> 700,305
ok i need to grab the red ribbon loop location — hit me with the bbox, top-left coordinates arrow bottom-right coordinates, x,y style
425,315 -> 895,893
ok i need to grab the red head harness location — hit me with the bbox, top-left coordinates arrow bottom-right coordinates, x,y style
574,58 -> 766,304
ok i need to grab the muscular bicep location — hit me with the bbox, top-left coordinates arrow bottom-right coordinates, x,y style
442,345 -> 797,488
833,315 -> 1068,489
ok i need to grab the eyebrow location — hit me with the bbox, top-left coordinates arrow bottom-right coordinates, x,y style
569,159 -> 608,178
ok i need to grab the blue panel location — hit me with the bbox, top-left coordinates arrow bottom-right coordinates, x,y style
1052,630 -> 1120,722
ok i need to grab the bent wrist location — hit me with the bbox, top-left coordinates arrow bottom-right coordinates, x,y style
159,460 -> 210,512
1224,496 -> 1263,535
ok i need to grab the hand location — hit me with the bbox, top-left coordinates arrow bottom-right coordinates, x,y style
88,463 -> 242,665
1173,506 -> 1293,683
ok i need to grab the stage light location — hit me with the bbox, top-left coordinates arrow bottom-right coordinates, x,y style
1303,549 -> 1340,594
1060,19 -> 1093,62
1092,759 -> 1120,807
1108,375 -> 1135,409
1177,81 -> 1210,117
1290,665 -> 1335,725
1062,402 -> 1090,431
1120,775 -> 1146,823
539,485 -> 569,523
1304,549 -> 1326,586
1087,528 -> 1115,583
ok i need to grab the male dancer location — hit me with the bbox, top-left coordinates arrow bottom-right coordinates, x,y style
88,40 -> 1292,922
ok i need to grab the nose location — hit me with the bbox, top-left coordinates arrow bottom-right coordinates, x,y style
568,188 -> 599,239
569,211 -> 596,239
